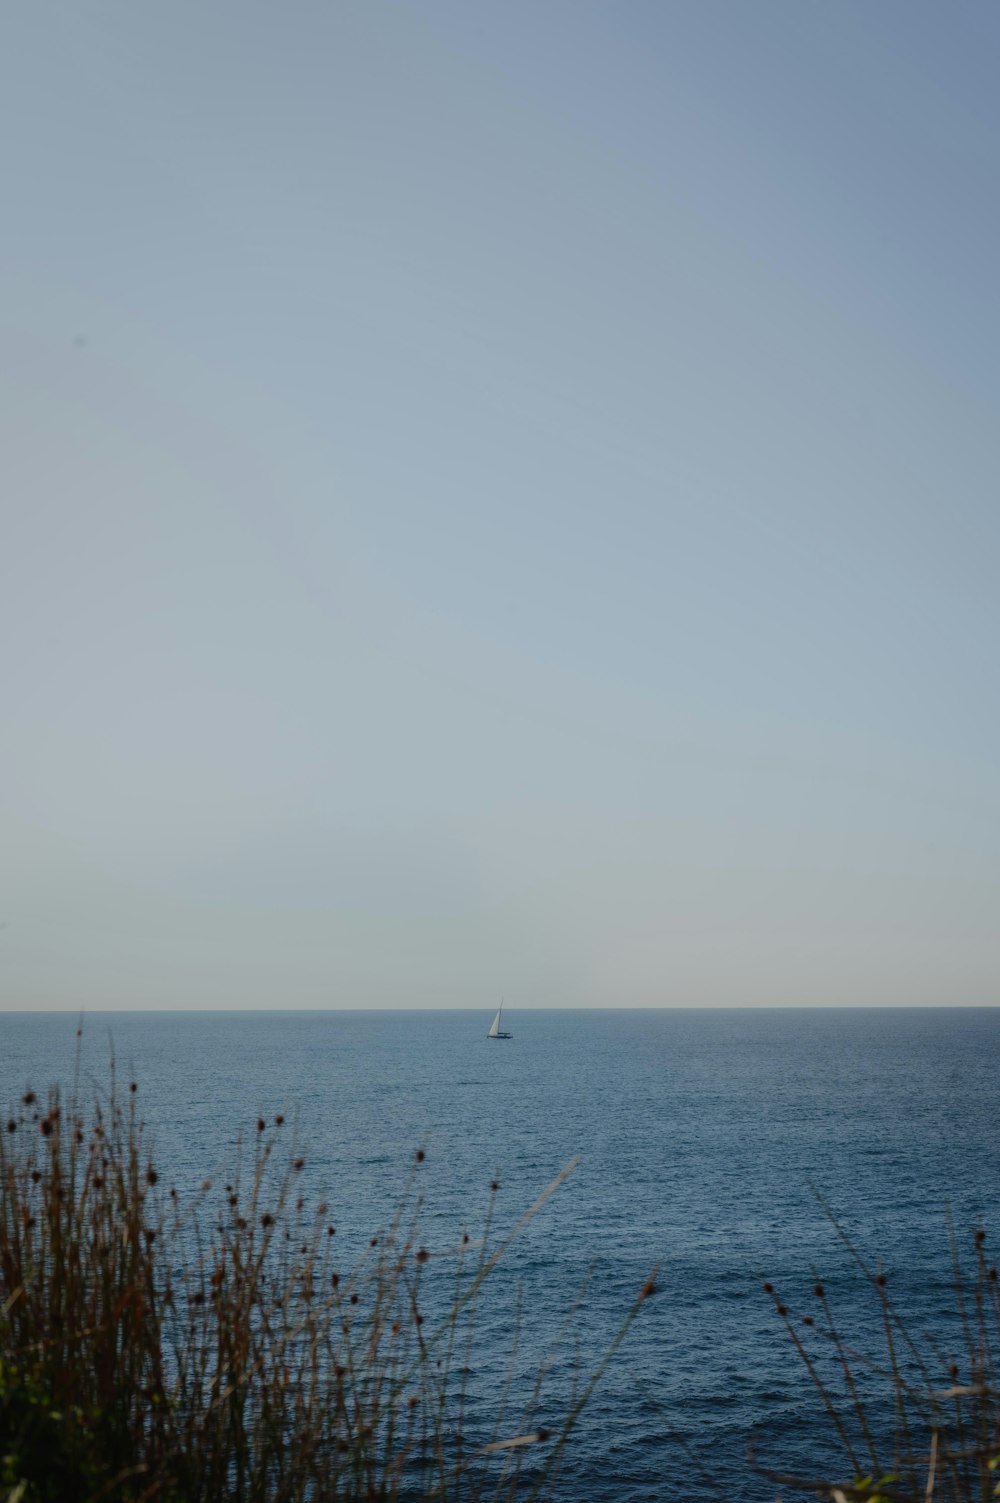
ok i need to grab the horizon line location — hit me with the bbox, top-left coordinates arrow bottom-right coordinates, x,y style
2,1003 -> 999,1015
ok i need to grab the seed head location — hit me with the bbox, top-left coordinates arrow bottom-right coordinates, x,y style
813,1284 -> 825,1299
762,1282 -> 774,1295
275,1114 -> 284,1126
415,1148 -> 425,1163
6,1120 -> 15,1133
293,1158 -> 304,1171
256,1118 -> 266,1133
22,1092 -> 36,1106
975,1229 -> 987,1246
261,1213 -> 274,1228
146,1168 -> 158,1186
875,1273 -> 887,1288
130,1082 -> 137,1094
416,1248 -> 429,1264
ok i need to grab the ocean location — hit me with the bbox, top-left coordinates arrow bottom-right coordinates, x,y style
2,1007 -> 999,1501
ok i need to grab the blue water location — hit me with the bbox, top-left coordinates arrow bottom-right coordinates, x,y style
2,1008 -> 999,1500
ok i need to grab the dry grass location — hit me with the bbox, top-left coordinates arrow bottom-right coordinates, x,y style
761,1208 -> 1000,1503
0,1065 -> 654,1503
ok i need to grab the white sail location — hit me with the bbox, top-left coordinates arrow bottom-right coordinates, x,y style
486,999 -> 511,1039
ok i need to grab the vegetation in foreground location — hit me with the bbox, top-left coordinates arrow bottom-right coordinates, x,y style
0,1066 -> 654,1503
760,1207 -> 1000,1503
3,1061 -> 999,1503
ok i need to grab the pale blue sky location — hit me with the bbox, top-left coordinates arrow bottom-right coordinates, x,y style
2,1 -> 998,1008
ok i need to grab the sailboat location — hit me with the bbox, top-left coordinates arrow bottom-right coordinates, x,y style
486,1001 -> 513,1040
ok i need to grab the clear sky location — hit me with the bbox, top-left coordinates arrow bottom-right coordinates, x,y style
2,1 -> 999,1009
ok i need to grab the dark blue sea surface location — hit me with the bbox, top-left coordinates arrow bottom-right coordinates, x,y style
2,1008 -> 999,1500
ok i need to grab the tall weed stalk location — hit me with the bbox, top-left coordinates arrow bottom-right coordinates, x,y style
761,1211 -> 1000,1503
0,1068 -> 653,1503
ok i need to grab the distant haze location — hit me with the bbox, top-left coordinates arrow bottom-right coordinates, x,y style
2,2 -> 999,1010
